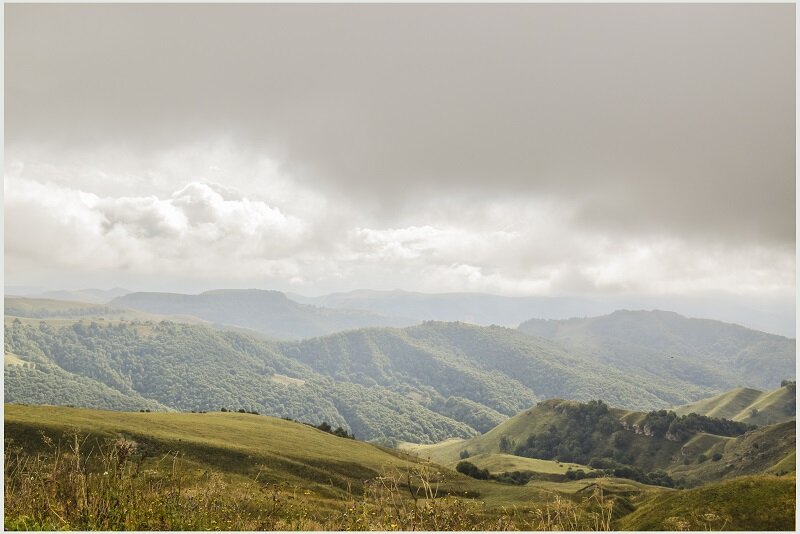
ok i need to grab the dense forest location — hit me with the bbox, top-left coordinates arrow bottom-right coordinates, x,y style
4,315 -> 795,444
519,310 -> 795,394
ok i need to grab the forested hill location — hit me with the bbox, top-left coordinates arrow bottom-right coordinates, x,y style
6,315 -> 795,444
405,398 -> 795,490
111,289 -> 415,339
518,310 -> 795,394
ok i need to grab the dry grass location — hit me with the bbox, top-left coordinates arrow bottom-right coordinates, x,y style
5,431 -> 618,531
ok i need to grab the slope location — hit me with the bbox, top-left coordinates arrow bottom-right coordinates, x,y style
519,310 -> 795,401
112,289 -> 415,339
6,314 -> 797,443
3,404 -> 564,515
290,290 -> 796,337
673,384 -> 795,426
616,475 -> 795,531
3,319 -> 474,443
406,399 -> 795,489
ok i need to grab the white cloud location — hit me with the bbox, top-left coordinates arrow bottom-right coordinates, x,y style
4,144 -> 795,299
5,173 -> 310,280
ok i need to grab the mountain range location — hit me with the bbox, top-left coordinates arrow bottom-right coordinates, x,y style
5,295 -> 795,444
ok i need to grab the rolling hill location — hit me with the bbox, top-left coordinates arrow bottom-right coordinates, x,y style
4,296 -> 212,325
4,287 -> 131,304
2,403 -> 611,530
5,296 -> 122,318
289,289 -> 796,337
673,384 -> 795,426
518,310 -> 795,398
5,310 -> 797,444
617,474 -> 795,531
112,289 -> 415,339
403,398 -> 795,489
7,403 -> 792,530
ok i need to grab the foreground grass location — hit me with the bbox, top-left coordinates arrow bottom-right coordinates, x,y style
5,404 -> 793,531
617,474 -> 796,531
4,431 -> 616,531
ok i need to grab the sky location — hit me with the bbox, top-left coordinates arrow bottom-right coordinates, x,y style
4,4 -> 796,308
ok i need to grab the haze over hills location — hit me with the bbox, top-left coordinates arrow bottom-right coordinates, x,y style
5,300 -> 795,443
288,289 -> 796,337
111,289 -> 416,339
518,310 -> 795,395
5,287 -> 131,304
5,286 -> 794,337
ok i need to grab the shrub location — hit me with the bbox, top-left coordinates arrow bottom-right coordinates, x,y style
455,461 -> 489,480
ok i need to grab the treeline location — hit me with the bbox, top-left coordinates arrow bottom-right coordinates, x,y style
5,305 -> 121,319
3,320 -> 473,443
456,459 -> 676,488
640,410 -> 754,440
513,400 -> 621,464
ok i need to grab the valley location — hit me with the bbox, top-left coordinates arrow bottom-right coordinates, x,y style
4,295 -> 796,530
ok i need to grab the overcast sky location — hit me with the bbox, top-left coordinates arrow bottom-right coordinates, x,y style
4,4 -> 796,303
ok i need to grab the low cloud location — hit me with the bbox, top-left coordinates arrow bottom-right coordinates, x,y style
4,144 -> 795,299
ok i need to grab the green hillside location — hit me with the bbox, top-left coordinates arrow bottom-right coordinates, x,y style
112,289 -> 415,339
278,321 -> 682,413
674,384 -> 795,426
405,400 -> 684,474
617,475 -> 796,531
406,399 -> 795,489
4,404 -> 426,494
4,319 -> 477,443
5,297 -> 121,318
5,296 -> 211,325
668,421 -> 796,488
5,314 -> 797,444
3,404 -> 617,531
6,404 -> 792,531
519,310 -> 795,396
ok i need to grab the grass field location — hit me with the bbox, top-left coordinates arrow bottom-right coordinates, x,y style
5,404 -> 794,531
617,475 -> 796,531
464,453 -> 588,474
4,352 -> 25,366
674,386 -> 795,426
4,404 -> 573,510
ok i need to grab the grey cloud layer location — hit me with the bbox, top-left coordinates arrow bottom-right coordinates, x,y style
4,4 -> 795,296
5,153 -> 794,297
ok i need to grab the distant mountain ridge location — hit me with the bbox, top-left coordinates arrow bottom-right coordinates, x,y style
518,310 -> 795,394
4,307 -> 795,443
111,289 -> 416,339
288,289 -> 796,337
5,287 -> 131,304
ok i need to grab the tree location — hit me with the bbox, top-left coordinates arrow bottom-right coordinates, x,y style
456,461 -> 489,480
499,435 -> 514,454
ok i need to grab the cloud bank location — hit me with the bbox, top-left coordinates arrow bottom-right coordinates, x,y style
4,4 -> 794,302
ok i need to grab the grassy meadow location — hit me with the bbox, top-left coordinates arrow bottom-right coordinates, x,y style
6,404 -> 795,531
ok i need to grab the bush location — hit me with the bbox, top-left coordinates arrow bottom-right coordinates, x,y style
455,461 -> 490,480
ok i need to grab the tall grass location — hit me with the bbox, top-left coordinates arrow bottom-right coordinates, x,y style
5,432 -> 616,531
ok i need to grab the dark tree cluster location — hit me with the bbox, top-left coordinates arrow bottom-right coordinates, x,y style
513,400 -> 621,464
641,410 -> 754,440
455,460 -> 490,480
